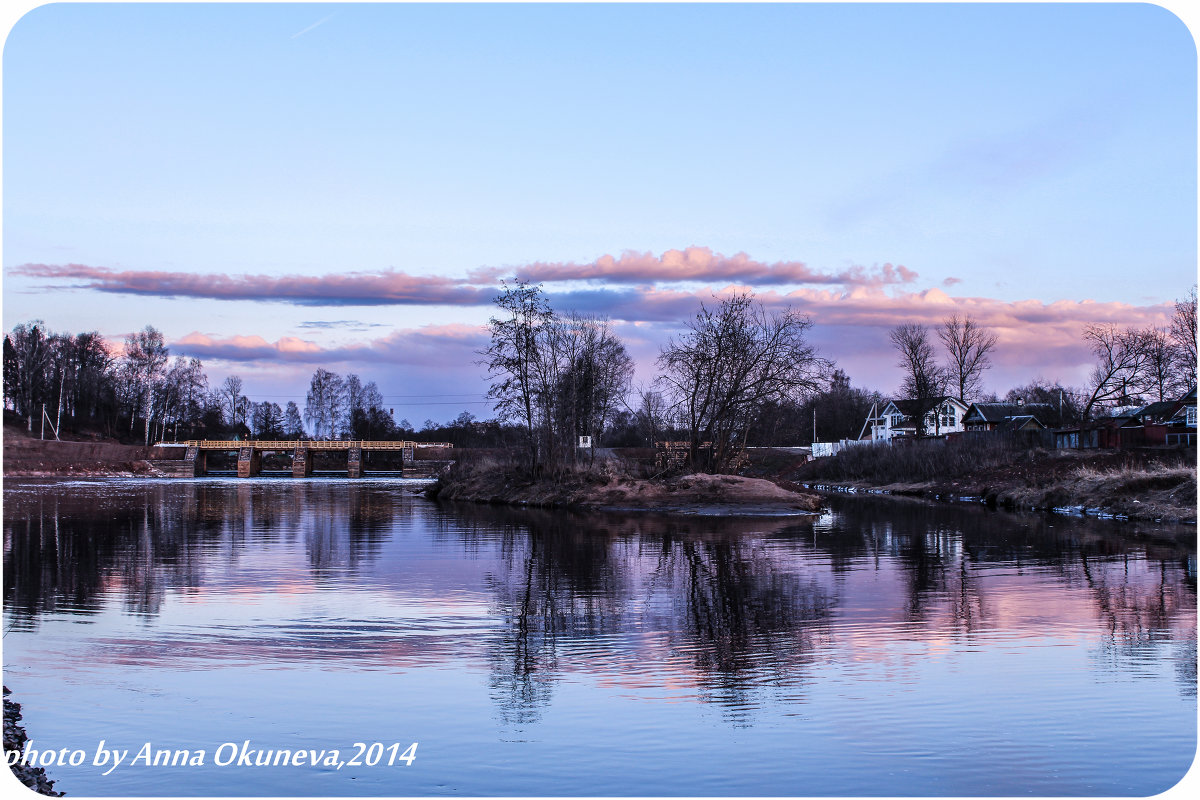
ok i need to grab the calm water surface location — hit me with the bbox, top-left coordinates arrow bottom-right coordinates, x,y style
2,478 -> 1195,796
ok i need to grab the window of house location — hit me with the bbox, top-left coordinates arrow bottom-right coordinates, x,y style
1187,406 -> 1196,427
891,414 -> 903,428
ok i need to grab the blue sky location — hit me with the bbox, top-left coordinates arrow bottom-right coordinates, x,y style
2,2 -> 1196,422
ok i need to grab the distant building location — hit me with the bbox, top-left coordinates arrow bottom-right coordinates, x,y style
858,397 -> 969,442
962,401 -> 1056,432
1053,387 -> 1195,449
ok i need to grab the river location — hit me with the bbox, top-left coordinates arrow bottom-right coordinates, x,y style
2,478 -> 1195,796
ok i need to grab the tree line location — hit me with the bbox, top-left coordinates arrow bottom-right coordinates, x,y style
885,287 -> 1197,435
4,323 -> 434,444
4,322 -> 210,444
6,286 -> 1195,460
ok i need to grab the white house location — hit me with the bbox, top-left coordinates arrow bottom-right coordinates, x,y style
858,397 -> 970,442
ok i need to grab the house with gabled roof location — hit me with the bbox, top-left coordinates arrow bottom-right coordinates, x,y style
858,396 -> 969,442
1054,387 -> 1195,449
962,402 -> 1057,432
1164,387 -> 1197,445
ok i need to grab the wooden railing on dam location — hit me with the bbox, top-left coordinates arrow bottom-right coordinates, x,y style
160,440 -> 454,478
180,440 -> 453,451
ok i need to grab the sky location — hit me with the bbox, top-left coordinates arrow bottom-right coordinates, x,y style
2,1 -> 1197,425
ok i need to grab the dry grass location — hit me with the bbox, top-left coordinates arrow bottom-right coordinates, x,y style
782,435 -> 1197,521
798,435 -> 1038,484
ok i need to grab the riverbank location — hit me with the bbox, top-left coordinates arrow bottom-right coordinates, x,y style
4,687 -> 64,796
427,454 -> 822,514
3,427 -> 162,477
746,444 -> 1197,523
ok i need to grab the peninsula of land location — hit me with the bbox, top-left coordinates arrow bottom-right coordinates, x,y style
426,460 -> 824,515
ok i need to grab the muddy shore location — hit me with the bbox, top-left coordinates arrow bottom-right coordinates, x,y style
427,466 -> 824,515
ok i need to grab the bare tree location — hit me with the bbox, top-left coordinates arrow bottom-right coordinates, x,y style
633,385 -> 667,447
348,379 -> 389,439
251,401 -> 285,438
938,314 -> 997,402
657,293 -> 827,471
124,325 -> 169,444
483,281 -> 554,470
157,356 -> 207,441
284,401 -> 305,438
304,367 -> 347,439
1170,286 -> 1197,389
344,374 -> 366,418
1141,327 -> 1180,403
221,375 -> 246,428
1081,323 -> 1151,418
890,323 -> 947,437
6,321 -> 52,432
551,313 -> 634,457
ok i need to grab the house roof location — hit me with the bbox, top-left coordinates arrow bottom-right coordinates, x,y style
1133,399 -> 1180,421
964,402 -> 1055,425
885,396 -> 965,418
996,415 -> 1045,432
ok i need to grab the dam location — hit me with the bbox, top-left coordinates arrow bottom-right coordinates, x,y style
156,440 -> 453,478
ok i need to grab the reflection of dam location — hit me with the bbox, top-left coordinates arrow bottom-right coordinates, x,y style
160,440 -> 453,478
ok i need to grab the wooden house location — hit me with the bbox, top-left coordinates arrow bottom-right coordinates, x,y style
858,397 -> 969,442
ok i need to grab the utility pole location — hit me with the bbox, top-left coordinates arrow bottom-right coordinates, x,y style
813,406 -> 817,443
41,403 -> 45,440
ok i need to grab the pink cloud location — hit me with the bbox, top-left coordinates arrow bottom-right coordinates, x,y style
167,285 -> 1174,398
11,249 -> 917,308
12,263 -> 496,306
173,323 -> 489,367
512,247 -> 917,287
15,257 -> 1181,398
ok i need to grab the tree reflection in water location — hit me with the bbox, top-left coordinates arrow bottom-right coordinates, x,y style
2,481 -> 394,626
440,506 -> 839,724
4,481 -> 1195,723
444,497 -> 1196,722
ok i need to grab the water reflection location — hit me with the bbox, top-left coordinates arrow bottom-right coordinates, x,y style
3,481 -> 1196,714
3,482 -> 401,625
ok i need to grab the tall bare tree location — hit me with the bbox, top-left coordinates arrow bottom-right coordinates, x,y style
890,323 -> 947,437
6,321 -> 52,432
1081,323 -> 1151,418
304,367 -> 347,439
251,401 -> 285,438
221,375 -> 246,428
633,385 -> 668,447
123,325 -> 169,444
483,281 -> 554,470
938,314 -> 997,402
657,293 -> 827,471
550,313 -> 634,456
1141,327 -> 1180,403
1170,286 -> 1197,389
284,401 -> 305,438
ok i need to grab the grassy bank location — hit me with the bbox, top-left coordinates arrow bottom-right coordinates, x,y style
427,449 -> 822,513
756,437 -> 1197,522
3,425 -> 168,477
